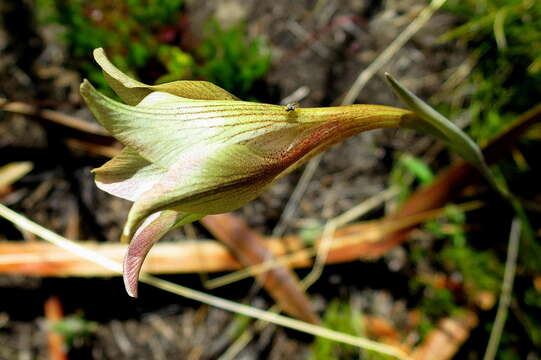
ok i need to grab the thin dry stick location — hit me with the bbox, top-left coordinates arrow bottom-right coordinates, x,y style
332,188 -> 400,228
300,187 -> 400,289
0,203 -> 409,360
300,219 -> 336,289
207,188 -> 398,289
218,328 -> 257,360
206,201 -> 483,289
483,217 -> 521,360
276,0 -> 447,286
0,98 -> 108,136
272,154 -> 322,237
342,0 -> 447,105
0,162 -> 33,189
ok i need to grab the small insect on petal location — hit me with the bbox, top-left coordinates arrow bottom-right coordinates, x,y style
285,102 -> 299,112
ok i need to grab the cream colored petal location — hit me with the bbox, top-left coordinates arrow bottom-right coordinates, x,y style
120,143 -> 283,242
92,147 -> 166,202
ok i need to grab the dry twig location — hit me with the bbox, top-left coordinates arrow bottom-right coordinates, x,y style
341,0 -> 448,105
201,214 -> 320,324
0,98 -> 108,137
0,162 -> 33,190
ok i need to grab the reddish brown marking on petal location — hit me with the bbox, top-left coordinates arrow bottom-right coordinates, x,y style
123,212 -> 178,297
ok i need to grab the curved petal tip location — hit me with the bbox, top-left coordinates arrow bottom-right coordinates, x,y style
123,251 -> 141,298
120,211 -> 199,298
121,212 -> 164,297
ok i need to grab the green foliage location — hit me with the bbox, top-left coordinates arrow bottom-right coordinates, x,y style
155,45 -> 195,84
52,0 -> 182,58
35,0 -> 186,95
440,245 -> 503,293
408,205 -> 501,343
399,155 -> 435,185
417,316 -> 434,340
196,21 -> 271,98
311,299 -> 395,359
426,205 -> 504,294
390,154 -> 435,202
124,0 -> 184,25
443,0 -> 541,143
35,1 -> 271,97
425,205 -> 466,245
51,315 -> 98,347
299,223 -> 323,246
419,287 -> 458,319
409,276 -> 461,340
310,300 -> 363,360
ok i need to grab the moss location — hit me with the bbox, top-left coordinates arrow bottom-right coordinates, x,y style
443,0 -> 541,143
35,1 -> 270,98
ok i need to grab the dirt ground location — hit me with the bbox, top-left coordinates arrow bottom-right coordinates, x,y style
0,0 -> 477,359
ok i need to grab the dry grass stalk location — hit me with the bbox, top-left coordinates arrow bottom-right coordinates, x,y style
0,201 -> 481,278
201,214 -> 320,324
0,97 -> 108,136
0,162 -> 33,191
0,240 -> 239,276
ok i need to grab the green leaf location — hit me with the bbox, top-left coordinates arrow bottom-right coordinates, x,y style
399,154 -> 434,185
384,73 -> 508,197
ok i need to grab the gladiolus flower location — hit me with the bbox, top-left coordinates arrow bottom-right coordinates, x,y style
81,48 -> 490,297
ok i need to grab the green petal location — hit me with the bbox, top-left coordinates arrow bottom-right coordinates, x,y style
93,48 -> 238,105
123,210 -> 201,297
121,114 -> 393,241
92,147 -> 166,202
80,80 -> 300,168
120,143 -> 278,241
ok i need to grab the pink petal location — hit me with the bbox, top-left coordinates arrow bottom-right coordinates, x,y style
122,211 -> 201,297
